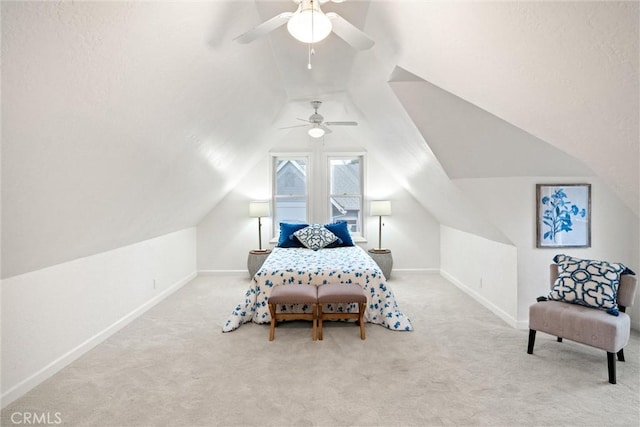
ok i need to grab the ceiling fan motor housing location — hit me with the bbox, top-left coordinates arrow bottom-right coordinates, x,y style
309,100 -> 324,123
309,113 -> 323,123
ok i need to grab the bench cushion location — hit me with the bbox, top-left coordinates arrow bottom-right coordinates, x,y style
269,284 -> 317,304
318,284 -> 366,303
529,300 -> 630,353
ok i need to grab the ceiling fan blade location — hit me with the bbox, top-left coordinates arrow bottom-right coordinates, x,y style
325,121 -> 358,126
233,12 -> 294,44
296,118 -> 312,123
320,125 -> 333,134
326,12 -> 374,50
279,124 -> 309,130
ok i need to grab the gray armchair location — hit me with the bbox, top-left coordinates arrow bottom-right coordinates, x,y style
527,264 -> 637,384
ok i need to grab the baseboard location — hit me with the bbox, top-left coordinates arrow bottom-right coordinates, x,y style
198,270 -> 248,277
393,268 -> 440,275
1,270 -> 197,408
440,269 -> 519,328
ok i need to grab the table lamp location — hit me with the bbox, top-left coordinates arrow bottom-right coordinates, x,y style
370,200 -> 391,253
249,201 -> 271,253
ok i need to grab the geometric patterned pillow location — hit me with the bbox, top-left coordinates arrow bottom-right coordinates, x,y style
293,224 -> 338,251
549,254 -> 631,315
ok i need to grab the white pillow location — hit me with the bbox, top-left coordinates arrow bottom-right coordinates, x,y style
293,224 -> 338,251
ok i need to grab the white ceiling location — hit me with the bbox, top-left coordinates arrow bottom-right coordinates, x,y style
2,1 -> 637,278
370,0 -> 638,205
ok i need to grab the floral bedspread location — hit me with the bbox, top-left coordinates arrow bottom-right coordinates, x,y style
223,246 -> 413,332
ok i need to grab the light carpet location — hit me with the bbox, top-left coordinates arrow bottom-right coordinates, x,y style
2,273 -> 639,426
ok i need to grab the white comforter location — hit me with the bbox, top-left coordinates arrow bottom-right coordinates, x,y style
223,246 -> 413,332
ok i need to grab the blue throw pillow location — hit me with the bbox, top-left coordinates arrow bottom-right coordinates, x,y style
324,220 -> 354,248
277,222 -> 308,248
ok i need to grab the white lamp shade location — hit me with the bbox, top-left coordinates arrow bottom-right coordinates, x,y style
287,9 -> 332,44
308,126 -> 325,138
370,200 -> 391,216
249,201 -> 271,218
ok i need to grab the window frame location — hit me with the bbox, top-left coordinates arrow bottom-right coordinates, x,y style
325,153 -> 366,239
270,153 -> 311,237
270,151 -> 366,241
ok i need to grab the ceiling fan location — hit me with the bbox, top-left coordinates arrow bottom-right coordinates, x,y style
234,0 -> 374,51
281,100 -> 358,138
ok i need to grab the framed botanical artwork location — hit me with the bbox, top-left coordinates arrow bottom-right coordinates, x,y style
536,183 -> 591,248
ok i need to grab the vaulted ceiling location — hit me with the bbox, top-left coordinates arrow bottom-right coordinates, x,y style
2,1 -> 637,278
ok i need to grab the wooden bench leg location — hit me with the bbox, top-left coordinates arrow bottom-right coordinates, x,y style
312,303 -> 317,341
318,303 -> 323,341
318,302 -> 365,340
359,302 -> 366,340
269,303 -> 276,341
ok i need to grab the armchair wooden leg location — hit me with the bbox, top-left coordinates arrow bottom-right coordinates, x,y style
557,337 -> 563,342
607,352 -> 616,384
527,329 -> 536,354
617,349 -> 625,362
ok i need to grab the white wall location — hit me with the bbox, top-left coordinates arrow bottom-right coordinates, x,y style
453,177 -> 639,330
1,228 -> 197,407
197,152 -> 272,275
1,1 -> 287,279
440,226 -> 518,326
197,135 -> 440,274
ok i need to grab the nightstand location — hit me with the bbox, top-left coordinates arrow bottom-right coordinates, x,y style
368,249 -> 393,280
247,249 -> 271,278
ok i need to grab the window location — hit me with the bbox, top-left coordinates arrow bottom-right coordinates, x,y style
328,157 -> 363,234
271,153 -> 365,238
273,157 -> 308,227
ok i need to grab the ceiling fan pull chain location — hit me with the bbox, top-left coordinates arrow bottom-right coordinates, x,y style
308,0 -> 316,70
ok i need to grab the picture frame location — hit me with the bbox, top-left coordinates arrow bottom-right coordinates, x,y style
536,183 -> 591,248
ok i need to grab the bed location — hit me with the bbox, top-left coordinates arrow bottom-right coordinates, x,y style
222,245 -> 413,332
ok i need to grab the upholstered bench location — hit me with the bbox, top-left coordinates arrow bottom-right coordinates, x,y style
527,262 -> 637,384
317,284 -> 367,340
268,284 -> 318,341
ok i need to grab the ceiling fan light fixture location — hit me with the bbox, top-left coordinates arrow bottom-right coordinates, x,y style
308,126 -> 325,138
287,8 -> 332,44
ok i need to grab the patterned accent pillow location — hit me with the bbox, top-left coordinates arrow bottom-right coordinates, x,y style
293,224 -> 338,251
549,254 -> 633,315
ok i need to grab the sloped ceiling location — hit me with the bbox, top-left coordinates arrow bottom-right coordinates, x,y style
2,1 -> 637,278
366,0 -> 638,206
388,67 -> 593,179
1,1 -> 287,277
